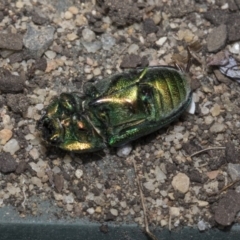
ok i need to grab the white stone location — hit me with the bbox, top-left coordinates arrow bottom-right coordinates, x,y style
155,166 -> 166,182
143,180 -> 155,191
29,148 -> 39,160
45,50 -> 57,59
31,177 -> 43,188
16,1 -> 24,8
210,123 -> 225,133
82,29 -> 96,42
3,139 -> 20,155
117,143 -> 132,157
127,44 -> 139,54
170,207 -> 180,216
156,37 -> 167,46
68,6 -> 79,14
0,129 -> 12,145
229,43 -> 240,54
63,194 -> 74,204
64,11 -> 73,20
75,169 -> 83,179
87,207 -> 95,214
110,208 -> 118,216
172,173 -> 190,194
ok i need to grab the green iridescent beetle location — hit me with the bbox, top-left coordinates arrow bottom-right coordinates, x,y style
37,66 -> 192,152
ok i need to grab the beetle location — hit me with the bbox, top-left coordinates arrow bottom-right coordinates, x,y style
37,66 -> 192,152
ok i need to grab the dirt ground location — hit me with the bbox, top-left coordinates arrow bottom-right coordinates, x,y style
1,0 -> 240,235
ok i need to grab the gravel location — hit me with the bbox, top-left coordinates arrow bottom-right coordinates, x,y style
0,0 -> 240,235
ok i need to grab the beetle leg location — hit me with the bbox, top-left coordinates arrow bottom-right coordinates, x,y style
59,139 -> 106,152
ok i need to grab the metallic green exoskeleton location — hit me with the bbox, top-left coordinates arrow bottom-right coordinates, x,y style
37,66 -> 192,152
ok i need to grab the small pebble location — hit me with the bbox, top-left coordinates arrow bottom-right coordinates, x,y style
75,169 -> 83,179
206,170 -> 219,180
66,204 -> 73,212
31,177 -> 43,188
210,123 -> 225,133
0,129 -> 13,145
16,1 -> 24,8
68,6 -> 79,15
29,148 -> 40,160
64,11 -> 73,20
45,50 -> 57,59
87,208 -> 95,214
197,201 -> 209,207
204,116 -> 214,125
95,206 -> 102,213
117,143 -> 132,157
127,44 -> 139,54
156,37 -> 167,46
172,173 -> 190,194
201,106 -> 209,115
170,207 -> 180,217
63,194 -> 74,204
228,163 -> 240,181
210,104 -> 221,117
3,139 -> 20,155
82,41 -> 102,53
198,220 -> 208,231
82,29 -> 96,42
120,201 -> 127,208
0,152 -> 17,173
110,208 -> 118,216
101,34 -> 116,50
143,180 -> 155,191
207,24 -> 227,52
67,33 -> 78,41
155,166 -> 166,182
93,68 -> 101,76
229,43 -> 240,54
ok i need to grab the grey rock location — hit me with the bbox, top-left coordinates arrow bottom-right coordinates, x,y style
6,94 -> 29,116
23,24 -> 55,58
235,0 -> 240,8
0,50 -> 14,58
0,68 -> 25,93
101,33 -> 116,51
120,54 -> 141,68
215,190 -> 240,226
207,24 -> 227,52
204,10 -> 229,26
34,58 -> 47,71
227,13 -> 240,42
32,9 -> 48,25
225,142 -> 239,163
197,220 -> 209,231
143,18 -> 158,34
9,52 -> 23,63
98,0 -> 141,27
155,166 -> 166,182
54,174 -> 64,193
0,152 -> 17,174
209,122 -> 225,133
82,41 -> 102,53
117,144 -> 132,158
0,11 -> 4,22
0,33 -> 23,51
227,163 -> 240,181
82,28 -> 96,42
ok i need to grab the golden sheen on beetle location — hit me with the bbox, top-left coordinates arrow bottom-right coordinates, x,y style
37,66 -> 192,152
